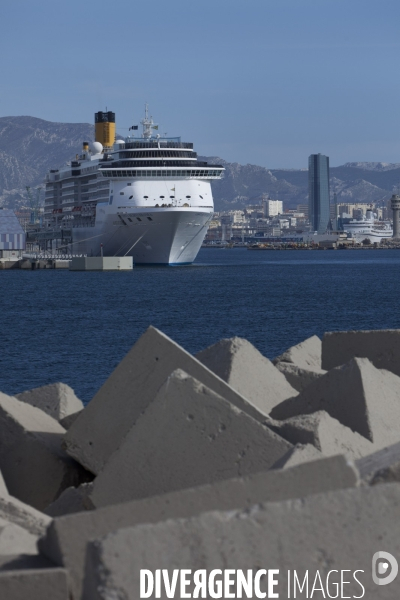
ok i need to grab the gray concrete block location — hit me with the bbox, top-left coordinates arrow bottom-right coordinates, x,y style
40,455 -> 358,600
274,334 -> 323,370
0,391 -> 91,510
90,369 -> 292,507
0,470 -> 7,497
82,484 -> 400,600
0,494 -> 51,540
196,337 -> 298,413
64,327 -> 273,475
0,491 -> 51,556
59,410 -> 82,430
322,329 -> 400,375
0,554 -> 55,572
0,517 -> 40,556
16,382 -> 84,422
270,443 -> 324,469
44,483 -> 94,517
268,411 -> 375,460
275,362 -> 326,392
356,441 -> 400,485
0,569 -> 68,600
270,357 -> 400,446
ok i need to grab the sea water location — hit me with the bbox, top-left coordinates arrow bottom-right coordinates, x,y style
1,248 -> 400,404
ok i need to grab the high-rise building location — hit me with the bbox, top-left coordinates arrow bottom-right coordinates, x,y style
308,154 -> 330,233
262,199 -> 283,217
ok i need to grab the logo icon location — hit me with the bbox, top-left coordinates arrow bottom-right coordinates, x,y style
372,551 -> 398,586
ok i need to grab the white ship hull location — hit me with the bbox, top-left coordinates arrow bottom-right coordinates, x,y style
341,211 -> 393,244
352,229 -> 393,244
70,206 -> 212,264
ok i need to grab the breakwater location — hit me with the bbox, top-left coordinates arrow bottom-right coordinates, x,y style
1,327 -> 400,597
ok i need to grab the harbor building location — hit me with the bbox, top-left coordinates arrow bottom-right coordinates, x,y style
262,199 -> 283,217
0,208 -> 26,258
308,154 -> 330,233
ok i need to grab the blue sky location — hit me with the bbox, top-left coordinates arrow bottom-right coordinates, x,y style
2,0 -> 400,168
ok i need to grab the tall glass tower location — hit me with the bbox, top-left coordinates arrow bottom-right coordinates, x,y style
308,154 -> 330,233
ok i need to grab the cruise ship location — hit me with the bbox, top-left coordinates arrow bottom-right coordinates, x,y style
340,208 -> 393,244
42,107 -> 224,264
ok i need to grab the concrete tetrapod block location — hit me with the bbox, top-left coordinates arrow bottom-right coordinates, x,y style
195,337 -> 298,413
322,329 -> 400,375
0,516 -> 41,556
0,569 -> 68,600
90,369 -> 293,507
82,484 -> 400,600
273,335 -> 326,392
356,441 -> 400,485
270,443 -> 324,469
0,554 -> 56,572
44,483 -> 94,517
40,455 -> 358,600
268,411 -> 375,460
0,493 -> 51,556
270,357 -> 400,446
274,362 -> 326,392
59,410 -> 82,430
16,382 -> 84,423
0,392 -> 91,510
0,470 -> 7,497
274,334 -> 323,370
64,327 -> 273,475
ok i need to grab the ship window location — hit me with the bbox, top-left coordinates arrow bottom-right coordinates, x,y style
147,217 -> 153,221
200,195 -> 203,199
137,217 -> 142,221
160,196 -> 165,198
186,196 -> 191,198
144,195 -> 148,198
128,218 -> 133,222
170,196 -> 175,199
129,195 -> 133,199
127,183 -> 132,186
120,192 -> 124,195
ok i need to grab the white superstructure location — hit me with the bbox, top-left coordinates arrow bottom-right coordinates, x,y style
42,106 -> 224,264
340,208 -> 393,244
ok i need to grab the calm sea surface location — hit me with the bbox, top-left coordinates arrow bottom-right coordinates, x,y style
1,248 -> 400,404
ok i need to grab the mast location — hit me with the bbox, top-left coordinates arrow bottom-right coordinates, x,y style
140,103 -> 158,139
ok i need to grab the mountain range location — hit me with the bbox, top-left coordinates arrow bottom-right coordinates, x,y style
1,116 -> 400,212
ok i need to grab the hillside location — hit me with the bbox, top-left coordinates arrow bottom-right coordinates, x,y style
0,116 -> 398,211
